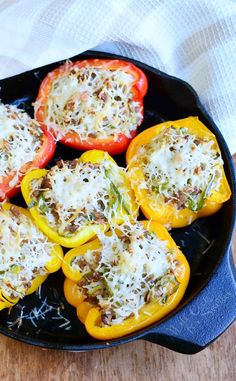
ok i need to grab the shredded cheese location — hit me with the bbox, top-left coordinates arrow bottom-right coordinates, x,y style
0,205 -> 53,300
35,66 -> 143,140
0,103 -> 43,187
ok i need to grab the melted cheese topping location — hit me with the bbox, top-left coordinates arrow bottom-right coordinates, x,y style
0,103 -> 43,187
72,222 -> 179,325
30,159 -> 134,236
36,65 -> 143,140
0,206 -> 52,299
129,126 -> 223,211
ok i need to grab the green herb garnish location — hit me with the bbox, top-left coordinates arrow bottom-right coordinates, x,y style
196,174 -> 215,211
105,169 -> 131,215
39,203 -> 49,214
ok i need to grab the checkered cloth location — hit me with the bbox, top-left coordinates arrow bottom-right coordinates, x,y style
0,0 -> 235,153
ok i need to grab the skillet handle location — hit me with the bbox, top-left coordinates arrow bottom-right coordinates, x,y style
143,248 -> 236,354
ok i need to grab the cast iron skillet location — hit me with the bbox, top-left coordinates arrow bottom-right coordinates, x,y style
0,51 -> 235,354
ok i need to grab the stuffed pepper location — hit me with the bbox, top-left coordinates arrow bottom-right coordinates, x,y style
0,102 -> 56,201
0,203 -> 63,311
126,117 -> 231,228
21,150 -> 138,248
63,220 -> 190,340
35,59 -> 148,155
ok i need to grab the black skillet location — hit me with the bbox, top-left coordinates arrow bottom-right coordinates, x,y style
0,51 -> 235,354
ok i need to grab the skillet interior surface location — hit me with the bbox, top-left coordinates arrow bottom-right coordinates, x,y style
0,50 -> 235,350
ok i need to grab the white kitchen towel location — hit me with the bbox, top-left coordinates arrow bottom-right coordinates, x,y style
0,0 -> 235,153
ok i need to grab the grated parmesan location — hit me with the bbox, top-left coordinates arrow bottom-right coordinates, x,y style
7,297 -> 72,331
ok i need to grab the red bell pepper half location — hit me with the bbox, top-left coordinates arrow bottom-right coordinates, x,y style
35,59 -> 148,155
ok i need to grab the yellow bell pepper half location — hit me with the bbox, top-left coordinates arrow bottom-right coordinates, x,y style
21,150 -> 138,248
0,203 -> 63,311
126,117 -> 231,228
63,221 -> 190,340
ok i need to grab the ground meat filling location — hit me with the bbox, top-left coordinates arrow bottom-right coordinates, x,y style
38,66 -> 143,140
134,126 -> 223,211
70,223 -> 180,326
29,159 -> 130,237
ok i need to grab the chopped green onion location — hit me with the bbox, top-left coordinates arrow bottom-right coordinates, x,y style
105,169 -> 131,214
39,203 -> 49,214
